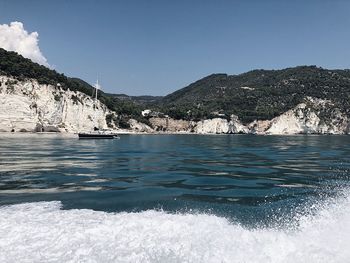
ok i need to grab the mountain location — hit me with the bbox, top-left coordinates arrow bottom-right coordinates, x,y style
159,66 -> 350,123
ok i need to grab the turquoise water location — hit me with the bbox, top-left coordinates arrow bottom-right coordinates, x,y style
1,134 -> 350,262
1,134 -> 349,222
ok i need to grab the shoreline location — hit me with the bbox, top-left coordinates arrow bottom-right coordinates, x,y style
0,131 -> 348,136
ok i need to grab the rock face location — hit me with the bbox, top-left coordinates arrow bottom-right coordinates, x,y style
128,119 -> 153,133
248,120 -> 271,135
0,76 -> 116,132
195,118 -> 230,134
195,116 -> 248,134
265,98 -> 349,134
149,117 -> 195,133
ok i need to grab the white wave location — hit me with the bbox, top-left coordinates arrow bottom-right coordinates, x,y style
0,194 -> 349,263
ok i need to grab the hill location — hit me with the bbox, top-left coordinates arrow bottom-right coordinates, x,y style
159,66 -> 350,123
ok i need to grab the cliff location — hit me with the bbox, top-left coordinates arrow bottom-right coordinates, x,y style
263,98 -> 350,134
0,76 -> 116,132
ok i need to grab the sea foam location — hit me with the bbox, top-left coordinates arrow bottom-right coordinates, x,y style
0,193 -> 349,263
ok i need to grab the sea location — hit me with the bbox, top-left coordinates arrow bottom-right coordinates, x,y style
0,134 -> 349,262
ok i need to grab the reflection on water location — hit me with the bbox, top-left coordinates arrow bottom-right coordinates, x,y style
0,134 -> 349,223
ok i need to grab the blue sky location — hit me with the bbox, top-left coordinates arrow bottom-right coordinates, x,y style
1,0 -> 350,95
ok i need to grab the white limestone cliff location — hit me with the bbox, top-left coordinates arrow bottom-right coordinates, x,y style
265,98 -> 349,135
195,118 -> 230,134
0,76 -> 116,132
195,116 -> 248,134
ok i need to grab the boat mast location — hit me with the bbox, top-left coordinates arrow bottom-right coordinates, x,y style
95,79 -> 99,101
93,78 -> 102,130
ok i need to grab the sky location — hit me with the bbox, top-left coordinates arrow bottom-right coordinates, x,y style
0,0 -> 350,95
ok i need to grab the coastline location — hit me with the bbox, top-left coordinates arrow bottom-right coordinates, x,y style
0,131 -> 347,137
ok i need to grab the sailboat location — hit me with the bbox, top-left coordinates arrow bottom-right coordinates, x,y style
78,80 -> 119,139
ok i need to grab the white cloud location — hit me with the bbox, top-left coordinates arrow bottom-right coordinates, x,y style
0,21 -> 49,67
